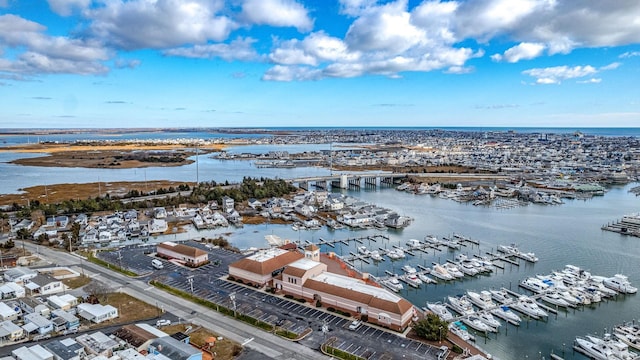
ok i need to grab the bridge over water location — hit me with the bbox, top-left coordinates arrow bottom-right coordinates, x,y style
288,173 -> 509,190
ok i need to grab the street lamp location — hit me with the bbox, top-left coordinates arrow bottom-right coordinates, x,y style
187,276 -> 194,293
439,326 -> 443,343
230,292 -> 237,317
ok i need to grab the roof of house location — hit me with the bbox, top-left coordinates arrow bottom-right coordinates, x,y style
150,336 -> 201,360
28,273 -> 59,287
44,338 -> 84,360
113,324 -> 165,348
282,258 -> 326,278
157,242 -> 208,258
304,272 -> 414,316
304,244 -> 319,251
229,248 -> 304,276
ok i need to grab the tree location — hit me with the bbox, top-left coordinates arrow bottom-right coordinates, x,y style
412,313 -> 449,341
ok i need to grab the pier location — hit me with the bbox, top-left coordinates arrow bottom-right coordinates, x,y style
602,213 -> 640,238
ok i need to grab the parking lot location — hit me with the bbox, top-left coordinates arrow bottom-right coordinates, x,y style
96,242 -> 444,359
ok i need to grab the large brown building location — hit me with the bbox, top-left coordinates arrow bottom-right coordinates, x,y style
156,242 -> 208,268
228,248 -> 304,287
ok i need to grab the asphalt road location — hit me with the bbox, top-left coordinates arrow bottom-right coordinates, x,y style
21,242 -> 329,360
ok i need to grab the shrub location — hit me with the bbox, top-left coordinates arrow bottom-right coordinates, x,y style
284,294 -> 294,299
327,307 -> 335,312
297,298 -> 306,303
452,345 -> 463,354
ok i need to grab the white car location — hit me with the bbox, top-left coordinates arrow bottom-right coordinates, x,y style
156,319 -> 171,327
348,320 -> 361,330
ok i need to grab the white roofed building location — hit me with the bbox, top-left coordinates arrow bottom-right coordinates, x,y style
77,303 -> 118,323
228,248 -> 304,287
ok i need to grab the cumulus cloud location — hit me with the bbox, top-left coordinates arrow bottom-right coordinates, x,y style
0,14 -> 110,76
339,0 -> 377,16
86,0 -> 236,50
164,37 -> 260,61
47,0 -> 91,16
240,0 -> 313,32
522,65 -> 598,84
114,58 -> 141,69
492,42 -> 545,62
262,65 -> 320,81
620,51 -> 640,58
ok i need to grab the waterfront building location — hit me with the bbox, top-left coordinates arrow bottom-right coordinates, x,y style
156,241 -> 209,268
228,247 -> 304,287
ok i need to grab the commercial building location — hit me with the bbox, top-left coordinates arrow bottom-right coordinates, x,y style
228,247 -> 304,287
156,242 -> 208,268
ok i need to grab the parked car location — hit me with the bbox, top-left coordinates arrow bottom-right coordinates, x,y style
348,320 -> 361,330
156,319 -> 171,327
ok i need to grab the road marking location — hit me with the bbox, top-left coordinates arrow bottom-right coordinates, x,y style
242,337 -> 254,346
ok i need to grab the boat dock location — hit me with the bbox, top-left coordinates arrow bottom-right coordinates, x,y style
316,234 -> 389,248
602,214 -> 640,238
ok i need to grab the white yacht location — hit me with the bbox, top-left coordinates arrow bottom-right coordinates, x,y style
585,334 -> 636,360
457,261 -> 480,276
497,244 -> 519,255
614,327 -> 640,352
476,311 -> 502,330
519,277 -> 550,293
418,272 -> 437,284
442,237 -> 461,250
447,296 -> 474,316
369,250 -> 383,261
406,238 -> 422,249
490,288 -> 514,304
431,264 -> 454,281
462,316 -> 496,333
449,321 -> 475,342
467,290 -> 496,309
425,302 -> 454,321
404,273 -> 422,288
442,263 -> 464,278
511,296 -> 548,319
518,251 -> 539,262
424,235 -> 443,245
604,274 -> 638,294
386,248 -> 406,260
490,305 -> 521,325
382,277 -> 404,292
357,246 -> 370,255
402,265 -> 417,274
574,336 -> 616,360
541,291 -> 572,308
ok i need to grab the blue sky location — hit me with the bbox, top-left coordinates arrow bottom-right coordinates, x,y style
1,0 -> 639,128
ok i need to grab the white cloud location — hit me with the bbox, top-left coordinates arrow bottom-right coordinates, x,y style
47,0 -> 90,16
576,78 -> 601,84
600,62 -> 620,71
262,65 -> 320,81
0,14 -> 110,76
620,51 -> 640,58
240,0 -> 313,32
163,37 -> 260,61
522,65 -> 598,84
86,0 -> 236,50
492,42 -> 545,62
339,0 -> 377,16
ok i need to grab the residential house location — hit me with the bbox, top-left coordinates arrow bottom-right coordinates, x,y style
221,196 -> 235,213
51,309 -> 79,330
44,338 -> 86,360
24,274 -> 65,296
247,198 -> 262,210
47,294 -> 78,311
153,207 -> 167,219
11,219 -> 34,234
19,297 -> 50,317
113,323 -> 168,353
76,303 -> 118,323
0,282 -> 25,299
12,344 -> 54,360
3,267 -> 37,284
0,302 -> 20,321
23,313 -> 54,335
148,336 -> 202,360
0,320 -> 24,342
76,331 -> 119,357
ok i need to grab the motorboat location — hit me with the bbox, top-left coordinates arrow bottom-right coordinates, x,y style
447,296 -> 475,316
404,273 -> 423,288
449,321 -> 475,342
563,264 -> 592,281
490,288 -> 514,304
442,237 -> 461,250
406,238 -> 422,249
614,326 -> 640,352
442,263 -> 464,278
382,277 -> 404,292
431,264 -> 454,281
497,244 -> 519,255
519,277 -> 550,293
467,290 -> 496,309
511,296 -> 548,319
402,265 -> 417,274
357,246 -> 370,255
604,274 -> 638,294
462,316 -> 496,333
574,336 -> 616,360
476,311 -> 502,330
386,248 -> 406,260
518,251 -> 539,262
424,235 -> 443,245
490,305 -> 522,325
425,302 -> 453,321
369,250 -> 383,262
585,334 -> 636,360
588,277 -> 619,297
457,261 -> 480,276
418,272 -> 437,284
541,290 -> 572,308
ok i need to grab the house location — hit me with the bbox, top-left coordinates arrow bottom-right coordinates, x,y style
0,302 -> 20,321
148,336 -> 202,360
19,297 -> 50,317
0,282 -> 25,299
12,344 -> 54,360
76,331 -> 119,357
11,219 -> 34,233
46,216 -> 69,228
3,267 -> 38,284
247,198 -> 262,210
74,214 -> 88,226
156,242 -> 208,268
153,207 -> 167,219
113,323 -> 168,352
44,338 -> 86,360
76,303 -> 118,323
221,196 -> 235,213
47,294 -> 78,311
24,274 -> 65,296
51,309 -> 80,330
228,248 -> 304,287
0,320 -> 24,342
23,313 -> 54,335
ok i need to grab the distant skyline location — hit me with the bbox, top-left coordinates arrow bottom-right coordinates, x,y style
1,0 -> 640,128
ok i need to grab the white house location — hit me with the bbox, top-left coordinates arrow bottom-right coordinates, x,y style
47,294 -> 78,311
24,274 -> 65,296
23,313 -> 54,335
0,282 -> 25,299
0,302 -> 20,321
12,344 -> 54,360
0,320 -> 24,342
3,267 -> 37,284
77,303 -> 118,323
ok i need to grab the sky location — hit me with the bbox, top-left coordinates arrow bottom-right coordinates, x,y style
1,0 -> 640,129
